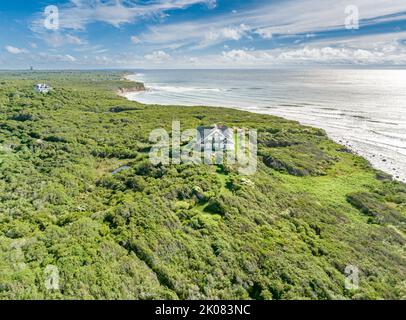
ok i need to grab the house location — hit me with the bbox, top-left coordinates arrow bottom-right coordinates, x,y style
197,124 -> 235,152
35,84 -> 51,93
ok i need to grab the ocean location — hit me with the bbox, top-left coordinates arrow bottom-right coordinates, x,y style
124,69 -> 406,182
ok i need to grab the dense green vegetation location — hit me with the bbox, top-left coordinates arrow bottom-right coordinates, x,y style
0,71 -> 405,300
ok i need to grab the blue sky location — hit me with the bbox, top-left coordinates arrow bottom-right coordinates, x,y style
0,0 -> 406,69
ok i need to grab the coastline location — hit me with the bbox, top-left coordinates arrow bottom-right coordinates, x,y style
121,72 -> 404,183
116,74 -> 147,97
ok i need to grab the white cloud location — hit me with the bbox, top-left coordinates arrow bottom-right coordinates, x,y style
222,49 -> 259,62
19,0 -> 406,68
131,36 -> 141,44
64,54 -> 77,62
10,34 -> 405,69
255,28 -> 273,39
217,36 -> 406,66
5,46 -> 28,54
73,44 -> 107,53
206,0 -> 217,10
234,0 -> 406,36
32,0 -> 217,31
66,34 -> 86,45
190,24 -> 251,49
35,33 -> 87,48
144,50 -> 172,63
222,24 -> 250,40
38,53 -> 77,62
134,0 -> 406,51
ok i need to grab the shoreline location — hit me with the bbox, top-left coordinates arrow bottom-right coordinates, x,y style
1,70 -> 405,300
116,86 -> 145,97
116,74 -> 147,97
121,73 -> 404,183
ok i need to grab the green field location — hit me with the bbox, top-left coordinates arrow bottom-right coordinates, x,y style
0,71 -> 405,300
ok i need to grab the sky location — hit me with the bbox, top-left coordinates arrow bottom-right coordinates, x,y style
0,0 -> 406,69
